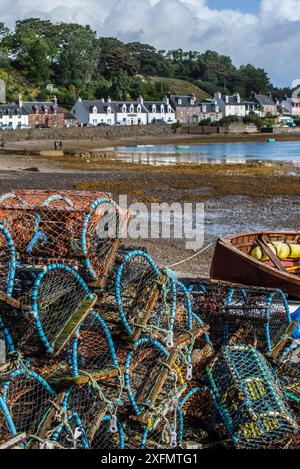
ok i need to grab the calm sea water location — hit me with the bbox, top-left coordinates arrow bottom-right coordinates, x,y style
113,141 -> 300,166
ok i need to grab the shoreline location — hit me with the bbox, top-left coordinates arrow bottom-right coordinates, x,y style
4,131 -> 300,155
0,144 -> 298,278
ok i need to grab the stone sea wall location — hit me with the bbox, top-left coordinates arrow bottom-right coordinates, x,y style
0,124 -> 173,142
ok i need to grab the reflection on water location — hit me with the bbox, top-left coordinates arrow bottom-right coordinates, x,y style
113,141 -> 300,167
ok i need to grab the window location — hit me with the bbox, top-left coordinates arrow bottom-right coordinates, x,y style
160,105 -> 164,113
190,99 -> 194,105
93,106 -> 97,114
130,104 -> 134,113
137,105 -> 141,113
202,105 -> 207,113
152,104 -> 156,113
178,99 -> 182,105
122,104 -> 127,113
107,107 -> 111,114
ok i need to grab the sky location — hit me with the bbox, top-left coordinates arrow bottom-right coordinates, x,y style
0,0 -> 299,87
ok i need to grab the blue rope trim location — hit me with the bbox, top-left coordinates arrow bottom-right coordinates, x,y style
81,197 -> 117,280
115,250 -> 160,335
0,225 -> 17,351
125,337 -> 169,415
26,231 -> 48,254
71,310 -> 119,377
31,263 -> 93,353
99,414 -> 125,449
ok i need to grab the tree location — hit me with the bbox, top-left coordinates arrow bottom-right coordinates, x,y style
98,38 -> 138,78
236,64 -> 271,97
56,23 -> 100,91
0,22 -> 10,67
127,42 -> 168,76
10,18 -> 58,83
110,70 -> 131,100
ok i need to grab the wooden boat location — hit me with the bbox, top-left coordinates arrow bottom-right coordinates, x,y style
175,145 -> 190,150
210,230 -> 300,299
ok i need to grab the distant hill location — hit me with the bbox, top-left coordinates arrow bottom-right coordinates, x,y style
148,77 -> 209,100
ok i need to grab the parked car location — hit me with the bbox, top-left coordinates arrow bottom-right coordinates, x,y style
97,122 -> 110,126
0,124 -> 13,130
16,124 -> 31,130
115,121 -> 127,126
152,119 -> 166,125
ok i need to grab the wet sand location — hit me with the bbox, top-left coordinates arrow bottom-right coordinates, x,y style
0,145 -> 299,278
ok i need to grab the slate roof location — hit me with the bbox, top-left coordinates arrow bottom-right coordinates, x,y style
22,102 -> 63,114
143,101 -> 175,112
254,95 -> 276,106
169,95 -> 198,108
220,95 -> 244,106
80,100 -> 116,113
113,101 -> 144,112
0,104 -> 23,114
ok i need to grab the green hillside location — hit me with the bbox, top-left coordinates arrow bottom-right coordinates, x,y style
148,77 -> 209,100
0,69 -> 42,103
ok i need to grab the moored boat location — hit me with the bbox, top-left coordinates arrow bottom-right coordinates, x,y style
210,230 -> 300,299
175,145 -> 190,150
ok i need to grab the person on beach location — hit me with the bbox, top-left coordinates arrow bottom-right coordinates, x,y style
59,141 -> 63,151
54,141 -> 58,150
0,139 -> 5,149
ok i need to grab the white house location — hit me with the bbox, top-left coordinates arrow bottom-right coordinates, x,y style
113,100 -> 148,125
71,96 -> 176,126
214,92 -> 246,118
281,98 -> 300,117
140,97 -> 176,124
71,98 -> 115,126
0,104 -> 29,129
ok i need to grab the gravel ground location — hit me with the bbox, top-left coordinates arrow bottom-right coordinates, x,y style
0,148 -> 299,278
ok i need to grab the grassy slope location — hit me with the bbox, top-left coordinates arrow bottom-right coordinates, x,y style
149,76 -> 209,100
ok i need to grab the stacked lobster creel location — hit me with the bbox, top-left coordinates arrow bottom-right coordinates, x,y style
0,189 -> 128,283
0,189 -> 213,450
270,340 -> 300,415
92,249 -> 213,449
187,280 -> 296,355
0,190 -> 129,448
206,345 -> 298,449
183,279 -> 300,448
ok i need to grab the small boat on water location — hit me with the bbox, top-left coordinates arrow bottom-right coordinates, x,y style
267,138 -> 276,143
175,145 -> 190,150
210,230 -> 300,299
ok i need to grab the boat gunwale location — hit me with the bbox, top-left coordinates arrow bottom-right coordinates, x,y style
216,230 -> 300,283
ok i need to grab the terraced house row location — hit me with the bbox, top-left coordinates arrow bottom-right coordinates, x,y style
0,88 -> 293,130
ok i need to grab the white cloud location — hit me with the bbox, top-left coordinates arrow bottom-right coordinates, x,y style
0,0 -> 299,86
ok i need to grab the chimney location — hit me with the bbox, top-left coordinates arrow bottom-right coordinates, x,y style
225,95 -> 229,104
214,92 -> 221,100
101,98 -> 105,103
18,93 -> 23,108
107,96 -> 111,103
78,97 -> 82,102
137,96 -> 144,105
235,93 -> 241,104
163,95 -> 169,105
